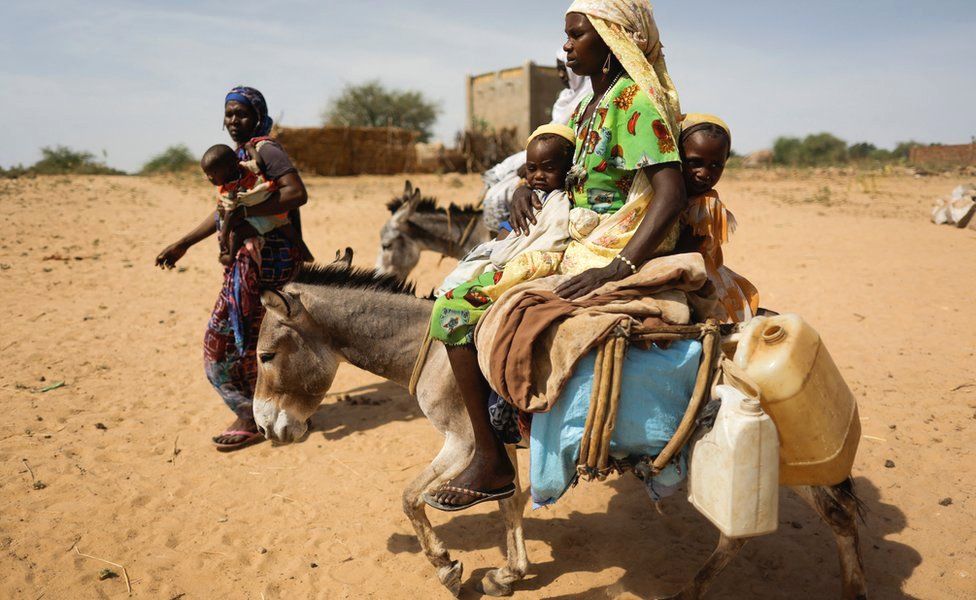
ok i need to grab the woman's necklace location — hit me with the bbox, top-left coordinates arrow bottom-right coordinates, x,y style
568,72 -> 623,189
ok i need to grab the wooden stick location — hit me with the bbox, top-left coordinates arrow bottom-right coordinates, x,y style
597,336 -> 627,473
21,459 -> 35,482
652,321 -> 720,474
577,343 -> 606,472
585,337 -> 617,470
74,546 -> 131,594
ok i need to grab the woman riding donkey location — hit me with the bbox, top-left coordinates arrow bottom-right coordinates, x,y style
156,86 -> 311,451
425,0 -> 692,511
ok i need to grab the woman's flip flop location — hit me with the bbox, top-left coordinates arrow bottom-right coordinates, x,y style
422,483 -> 517,512
212,430 -> 265,452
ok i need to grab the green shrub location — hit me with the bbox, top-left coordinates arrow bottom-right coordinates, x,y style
29,146 -> 125,175
141,144 -> 197,174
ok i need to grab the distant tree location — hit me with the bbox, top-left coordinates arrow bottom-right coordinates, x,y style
323,80 -> 440,142
848,142 -> 877,160
141,145 -> 197,174
773,133 -> 848,166
802,133 -> 848,165
30,146 -> 125,175
892,141 -> 921,160
772,136 -> 803,165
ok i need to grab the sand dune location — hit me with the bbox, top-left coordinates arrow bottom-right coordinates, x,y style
1,171 -> 973,599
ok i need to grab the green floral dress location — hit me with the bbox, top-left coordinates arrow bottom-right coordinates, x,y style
430,76 -> 680,346
567,75 -> 680,215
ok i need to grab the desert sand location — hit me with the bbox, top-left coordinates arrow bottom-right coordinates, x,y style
1,170 -> 974,599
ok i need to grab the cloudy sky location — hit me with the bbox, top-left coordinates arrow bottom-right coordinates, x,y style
2,0 -> 975,172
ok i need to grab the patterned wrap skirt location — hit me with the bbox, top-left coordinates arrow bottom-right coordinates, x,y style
203,229 -> 298,420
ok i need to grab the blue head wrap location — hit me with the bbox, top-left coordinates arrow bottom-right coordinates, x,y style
225,86 -> 273,138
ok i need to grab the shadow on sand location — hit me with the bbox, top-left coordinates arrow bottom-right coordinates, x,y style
387,475 -> 920,599
299,380 -> 424,442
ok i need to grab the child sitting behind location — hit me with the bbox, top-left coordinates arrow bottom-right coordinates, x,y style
200,144 -> 311,265
677,113 -> 759,322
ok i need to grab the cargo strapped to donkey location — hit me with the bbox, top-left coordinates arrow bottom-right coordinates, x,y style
576,319 -> 722,482
410,318 -> 723,481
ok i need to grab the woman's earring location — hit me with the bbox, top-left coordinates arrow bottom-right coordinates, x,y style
602,54 -> 612,74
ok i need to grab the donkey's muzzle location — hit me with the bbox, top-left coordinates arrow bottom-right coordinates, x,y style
253,398 -> 308,444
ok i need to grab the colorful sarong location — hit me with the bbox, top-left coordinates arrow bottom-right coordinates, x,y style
203,229 -> 298,420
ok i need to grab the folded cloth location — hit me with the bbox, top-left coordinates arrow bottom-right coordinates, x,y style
530,339 -> 702,506
476,252 -> 709,413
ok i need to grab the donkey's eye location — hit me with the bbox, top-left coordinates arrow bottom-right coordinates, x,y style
259,352 -> 276,364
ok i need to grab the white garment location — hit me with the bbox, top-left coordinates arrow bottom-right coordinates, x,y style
931,184 -> 976,227
551,49 -> 591,126
436,190 -> 573,296
483,151 -> 527,188
482,150 -> 527,231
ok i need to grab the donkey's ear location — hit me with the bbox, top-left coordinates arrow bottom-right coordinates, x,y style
332,247 -> 353,269
261,289 -> 305,320
403,180 -> 413,196
407,186 -> 422,214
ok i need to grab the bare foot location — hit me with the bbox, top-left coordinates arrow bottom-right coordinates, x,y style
218,253 -> 233,266
429,441 -> 515,508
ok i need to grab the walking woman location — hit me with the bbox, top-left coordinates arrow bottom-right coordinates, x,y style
425,0 -> 687,510
156,86 -> 309,451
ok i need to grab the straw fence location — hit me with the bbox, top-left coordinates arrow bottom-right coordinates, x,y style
273,126 -> 418,176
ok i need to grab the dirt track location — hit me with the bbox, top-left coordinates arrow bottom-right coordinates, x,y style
1,171 -> 974,599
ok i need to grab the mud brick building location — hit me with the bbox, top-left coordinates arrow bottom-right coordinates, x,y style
466,62 -> 565,142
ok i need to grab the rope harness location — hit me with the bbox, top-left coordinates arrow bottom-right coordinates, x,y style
577,319 -> 722,481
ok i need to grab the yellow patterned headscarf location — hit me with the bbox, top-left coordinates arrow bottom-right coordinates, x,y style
526,123 -> 577,149
566,0 -> 681,140
680,113 -> 731,147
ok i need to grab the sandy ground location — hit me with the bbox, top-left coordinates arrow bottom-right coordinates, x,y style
1,170 -> 974,600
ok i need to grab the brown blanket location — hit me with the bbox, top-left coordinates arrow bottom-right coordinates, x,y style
475,253 -> 710,413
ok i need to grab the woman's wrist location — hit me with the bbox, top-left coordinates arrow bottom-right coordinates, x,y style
613,254 -> 638,275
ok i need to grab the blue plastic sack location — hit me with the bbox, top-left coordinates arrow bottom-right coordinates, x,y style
529,339 -> 702,506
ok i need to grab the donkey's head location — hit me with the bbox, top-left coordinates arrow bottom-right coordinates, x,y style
375,180 -> 424,281
252,249 -> 354,443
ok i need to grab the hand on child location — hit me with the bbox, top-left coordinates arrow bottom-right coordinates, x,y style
509,185 -> 543,235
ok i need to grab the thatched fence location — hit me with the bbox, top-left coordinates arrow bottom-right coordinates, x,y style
273,126 -> 418,176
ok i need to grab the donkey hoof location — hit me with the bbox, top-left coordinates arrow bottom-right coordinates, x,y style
437,560 -> 463,597
479,569 -> 514,597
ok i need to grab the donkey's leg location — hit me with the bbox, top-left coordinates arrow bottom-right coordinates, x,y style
481,446 -> 530,596
402,433 -> 470,597
792,478 -> 868,599
660,533 -> 747,600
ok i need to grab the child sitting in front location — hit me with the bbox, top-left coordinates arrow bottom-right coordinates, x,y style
434,124 -> 580,296
431,124 -> 581,343
200,143 -> 312,265
677,113 -> 759,322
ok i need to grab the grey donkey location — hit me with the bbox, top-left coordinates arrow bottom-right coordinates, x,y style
251,256 -> 868,600
375,181 -> 490,281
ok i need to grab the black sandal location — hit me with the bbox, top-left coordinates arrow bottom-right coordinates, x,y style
422,483 -> 516,512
